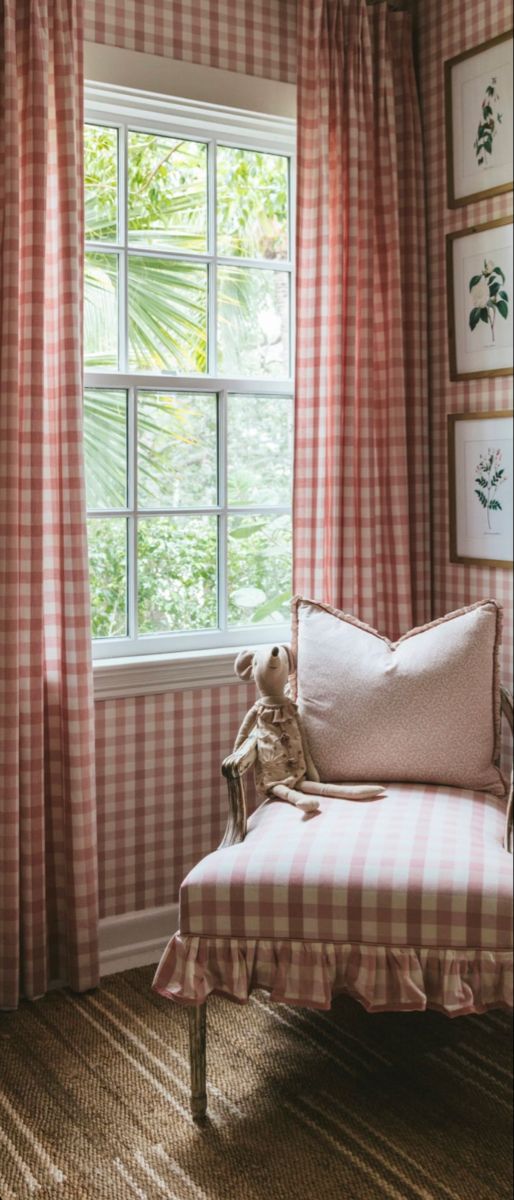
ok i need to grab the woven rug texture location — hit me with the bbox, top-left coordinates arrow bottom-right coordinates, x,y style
0,966 -> 512,1200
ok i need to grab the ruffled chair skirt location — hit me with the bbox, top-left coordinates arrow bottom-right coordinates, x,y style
153,934 -> 513,1017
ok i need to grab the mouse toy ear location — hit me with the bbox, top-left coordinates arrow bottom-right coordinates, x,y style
284,645 -> 296,674
234,649 -> 254,681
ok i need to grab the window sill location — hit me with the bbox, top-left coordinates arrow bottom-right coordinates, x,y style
93,645 -> 247,700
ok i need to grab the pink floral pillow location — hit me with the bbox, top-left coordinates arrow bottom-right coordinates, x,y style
291,598 -> 505,796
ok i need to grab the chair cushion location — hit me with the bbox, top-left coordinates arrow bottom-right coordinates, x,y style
291,597 -> 505,797
179,789 -> 512,948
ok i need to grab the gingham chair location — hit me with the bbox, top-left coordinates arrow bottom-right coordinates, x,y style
154,603 -> 513,1121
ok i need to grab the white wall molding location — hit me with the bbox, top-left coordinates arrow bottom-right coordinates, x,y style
99,903 -> 178,976
93,646 -> 241,699
92,639 -> 290,700
85,42 -> 296,120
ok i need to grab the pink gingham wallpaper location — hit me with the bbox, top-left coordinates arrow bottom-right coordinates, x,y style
83,0 -> 297,82
417,0 -> 513,711
95,683 -> 255,917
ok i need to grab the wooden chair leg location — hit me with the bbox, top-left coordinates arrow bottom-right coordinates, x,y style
188,1003 -> 207,1120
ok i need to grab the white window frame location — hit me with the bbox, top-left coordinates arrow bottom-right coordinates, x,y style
84,83 -> 296,664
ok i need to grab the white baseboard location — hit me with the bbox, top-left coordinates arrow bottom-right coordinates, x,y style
98,903 -> 179,976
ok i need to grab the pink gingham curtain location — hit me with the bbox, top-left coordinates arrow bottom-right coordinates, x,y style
0,0 -> 99,1007
294,0 -> 430,639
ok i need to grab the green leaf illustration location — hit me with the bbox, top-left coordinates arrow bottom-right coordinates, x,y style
469,263 -> 509,339
475,80 -> 501,165
489,499 -> 502,511
475,489 -> 487,507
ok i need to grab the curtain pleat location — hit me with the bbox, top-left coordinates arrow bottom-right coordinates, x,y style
294,0 -> 431,639
0,0 -> 98,1008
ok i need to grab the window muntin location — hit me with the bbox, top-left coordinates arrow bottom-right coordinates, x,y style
84,100 -> 294,658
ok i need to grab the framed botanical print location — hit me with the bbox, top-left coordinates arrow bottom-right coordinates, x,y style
445,30 -> 513,208
446,216 -> 513,380
448,411 -> 513,569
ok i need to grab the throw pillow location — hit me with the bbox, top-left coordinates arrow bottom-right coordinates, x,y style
291,597 -> 505,797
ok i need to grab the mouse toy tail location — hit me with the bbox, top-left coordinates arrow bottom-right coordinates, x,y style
299,781 -> 386,800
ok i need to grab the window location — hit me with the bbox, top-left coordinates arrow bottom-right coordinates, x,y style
84,87 -> 295,659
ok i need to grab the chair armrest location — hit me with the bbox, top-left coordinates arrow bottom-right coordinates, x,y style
222,730 -> 258,781
219,729 -> 258,847
500,686 -> 513,854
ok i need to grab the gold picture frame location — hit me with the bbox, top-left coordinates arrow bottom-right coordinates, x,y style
445,30 -> 513,209
446,216 -> 513,381
448,410 -> 513,569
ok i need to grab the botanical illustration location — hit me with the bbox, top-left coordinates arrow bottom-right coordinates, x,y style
474,78 -> 503,166
468,260 -> 509,343
474,447 -> 507,529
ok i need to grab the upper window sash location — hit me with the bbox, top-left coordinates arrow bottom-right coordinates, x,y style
84,85 -> 296,385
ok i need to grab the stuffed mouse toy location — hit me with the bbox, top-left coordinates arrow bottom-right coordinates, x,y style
234,644 -> 385,814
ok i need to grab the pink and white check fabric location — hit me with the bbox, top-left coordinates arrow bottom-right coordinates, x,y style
293,0 -> 430,640
84,0 -> 297,83
154,788 -> 513,1015
0,0 -> 98,1008
95,682 -> 256,918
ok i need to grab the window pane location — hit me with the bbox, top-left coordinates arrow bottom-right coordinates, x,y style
84,390 -> 127,510
228,395 -> 292,506
128,132 -> 207,252
138,516 -> 217,633
85,124 -> 118,243
88,518 -> 127,638
128,256 -> 207,373
84,252 -> 119,369
217,146 -> 288,260
218,267 -> 289,378
228,513 -> 291,627
138,392 -> 217,508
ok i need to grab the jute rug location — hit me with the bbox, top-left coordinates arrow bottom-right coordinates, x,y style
0,967 -> 511,1200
